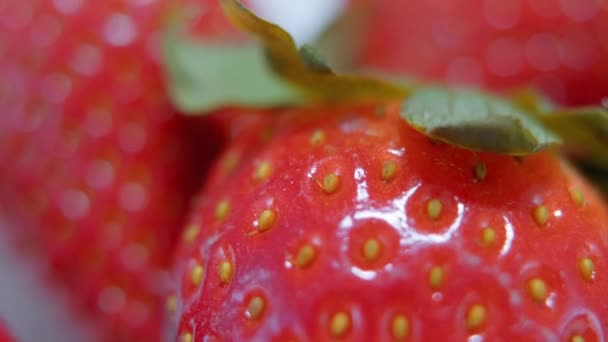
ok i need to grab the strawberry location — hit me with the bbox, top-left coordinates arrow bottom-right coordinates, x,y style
0,0 -> 239,340
168,104 -> 608,340
358,0 -> 608,105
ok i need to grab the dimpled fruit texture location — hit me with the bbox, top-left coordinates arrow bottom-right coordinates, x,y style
0,0 -> 237,340
359,0 -> 608,106
169,105 -> 608,341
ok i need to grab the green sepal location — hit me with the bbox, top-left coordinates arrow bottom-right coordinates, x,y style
401,87 -> 562,155
509,87 -> 556,115
219,0 -> 409,104
164,0 -> 606,165
298,44 -> 333,75
540,107 -> 608,170
162,26 -> 302,114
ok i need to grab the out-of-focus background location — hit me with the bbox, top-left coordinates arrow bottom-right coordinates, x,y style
0,1 -> 342,341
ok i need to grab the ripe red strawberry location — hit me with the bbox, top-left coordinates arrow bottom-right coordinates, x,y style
358,0 -> 608,105
169,104 -> 608,340
0,0 -> 240,340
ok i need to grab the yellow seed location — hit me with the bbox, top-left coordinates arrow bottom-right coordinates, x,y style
219,261 -> 234,284
466,304 -> 486,330
427,199 -> 443,220
181,332 -> 193,342
295,244 -> 316,268
429,265 -> 444,289
578,257 -> 596,282
190,265 -> 204,287
246,296 -> 265,320
310,129 -> 326,146
571,335 -> 585,342
182,224 -> 199,243
257,209 -> 277,232
382,161 -> 397,181
323,173 -> 340,194
569,189 -> 585,208
527,277 -> 548,302
329,312 -> 350,337
391,315 -> 409,340
474,162 -> 487,181
166,295 -> 177,313
254,161 -> 272,181
362,238 -> 381,262
215,200 -> 231,221
480,227 -> 496,247
533,205 -> 549,227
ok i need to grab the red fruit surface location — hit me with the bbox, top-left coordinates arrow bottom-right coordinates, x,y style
170,104 -> 608,340
0,1 -> 239,340
359,0 -> 608,105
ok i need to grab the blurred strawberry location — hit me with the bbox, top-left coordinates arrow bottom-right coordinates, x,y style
359,0 -> 608,105
0,0 -> 241,340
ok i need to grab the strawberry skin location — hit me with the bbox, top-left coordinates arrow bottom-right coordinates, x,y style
170,105 -> 608,340
359,0 -> 608,105
0,0 -> 235,340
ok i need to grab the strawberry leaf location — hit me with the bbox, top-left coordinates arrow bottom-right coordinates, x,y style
539,107 -> 608,170
509,89 -> 608,169
401,87 -> 561,155
298,44 -> 333,74
163,0 -> 407,114
219,0 -> 409,104
509,87 -> 556,115
163,29 -> 301,114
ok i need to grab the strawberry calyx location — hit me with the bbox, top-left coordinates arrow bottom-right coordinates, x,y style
163,32 -> 302,114
400,86 -> 560,155
163,0 -> 608,160
532,106 -> 608,170
162,0 -> 408,114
